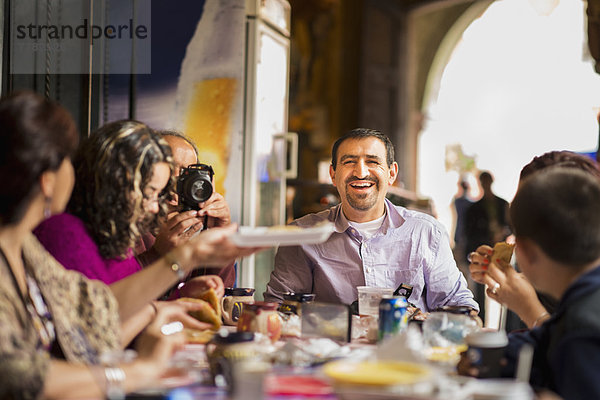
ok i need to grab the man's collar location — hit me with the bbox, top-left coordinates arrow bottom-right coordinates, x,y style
332,199 -> 399,234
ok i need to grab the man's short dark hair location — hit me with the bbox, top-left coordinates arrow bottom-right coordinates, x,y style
511,167 -> 600,267
520,150 -> 600,182
331,128 -> 395,170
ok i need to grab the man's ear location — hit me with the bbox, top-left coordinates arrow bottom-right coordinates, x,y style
329,164 -> 336,187
388,162 -> 398,186
39,170 -> 56,199
515,237 -> 537,267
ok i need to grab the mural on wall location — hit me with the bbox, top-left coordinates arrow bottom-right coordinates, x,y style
131,0 -> 245,222
172,0 -> 245,201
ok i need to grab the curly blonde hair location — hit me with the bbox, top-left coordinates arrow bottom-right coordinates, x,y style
69,120 -> 174,259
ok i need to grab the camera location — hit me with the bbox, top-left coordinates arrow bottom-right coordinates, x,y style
177,163 -> 214,211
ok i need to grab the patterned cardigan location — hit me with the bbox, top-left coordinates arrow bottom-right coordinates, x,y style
0,234 -> 120,400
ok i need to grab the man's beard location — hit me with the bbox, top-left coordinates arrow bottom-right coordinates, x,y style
344,177 -> 380,211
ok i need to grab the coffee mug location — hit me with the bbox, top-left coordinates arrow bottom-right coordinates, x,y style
221,287 -> 255,326
465,330 -> 509,378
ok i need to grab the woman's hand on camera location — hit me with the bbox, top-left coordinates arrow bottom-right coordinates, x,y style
152,210 -> 204,254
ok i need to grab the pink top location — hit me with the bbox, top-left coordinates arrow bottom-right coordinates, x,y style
34,213 -> 142,285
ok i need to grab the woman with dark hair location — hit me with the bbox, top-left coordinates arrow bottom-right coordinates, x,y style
0,91 -> 216,398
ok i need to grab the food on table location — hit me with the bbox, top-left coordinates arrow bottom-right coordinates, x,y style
177,296 -> 222,329
425,344 -> 468,364
183,328 -> 216,344
407,306 -> 429,321
197,287 -> 222,320
266,225 -> 303,232
279,312 -> 301,338
322,360 -> 431,386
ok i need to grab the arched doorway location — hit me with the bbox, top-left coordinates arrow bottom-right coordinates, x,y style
418,0 -> 600,238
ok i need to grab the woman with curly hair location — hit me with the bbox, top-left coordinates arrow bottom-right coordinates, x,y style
36,120 -> 175,283
34,119 -> 259,325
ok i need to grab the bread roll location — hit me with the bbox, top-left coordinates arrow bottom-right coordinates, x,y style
177,297 -> 222,329
491,242 -> 515,269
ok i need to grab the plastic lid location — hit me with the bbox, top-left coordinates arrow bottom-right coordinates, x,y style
282,292 -> 316,302
224,287 -> 255,296
466,331 -> 509,348
211,330 -> 255,344
243,301 -> 279,311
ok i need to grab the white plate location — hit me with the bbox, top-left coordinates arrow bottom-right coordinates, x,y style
230,222 -> 335,247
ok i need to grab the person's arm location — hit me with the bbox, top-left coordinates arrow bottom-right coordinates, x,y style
264,244 -> 313,302
424,223 -> 479,311
43,311 -> 188,400
120,300 -> 215,347
42,359 -> 158,399
110,224 -> 261,321
552,335 -> 600,399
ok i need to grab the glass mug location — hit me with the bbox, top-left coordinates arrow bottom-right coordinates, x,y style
237,301 -> 282,343
221,287 -> 255,326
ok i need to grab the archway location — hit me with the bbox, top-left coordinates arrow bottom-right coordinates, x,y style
417,0 -> 600,239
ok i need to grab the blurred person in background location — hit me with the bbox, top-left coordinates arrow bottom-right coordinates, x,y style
464,170 -> 511,321
451,177 -> 474,283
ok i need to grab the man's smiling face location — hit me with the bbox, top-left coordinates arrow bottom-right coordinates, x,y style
330,137 -> 398,222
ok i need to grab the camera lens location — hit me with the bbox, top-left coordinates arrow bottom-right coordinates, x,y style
177,163 -> 215,211
188,177 -> 213,202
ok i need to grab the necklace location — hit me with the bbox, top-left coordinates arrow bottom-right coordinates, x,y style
0,247 -> 56,350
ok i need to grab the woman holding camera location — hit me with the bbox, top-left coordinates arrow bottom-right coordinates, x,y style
0,91 -> 256,398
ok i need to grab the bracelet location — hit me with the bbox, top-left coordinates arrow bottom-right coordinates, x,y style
532,311 -> 550,328
165,252 -> 186,281
104,366 -> 126,400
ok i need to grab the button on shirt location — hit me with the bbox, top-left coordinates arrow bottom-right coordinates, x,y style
264,199 -> 478,312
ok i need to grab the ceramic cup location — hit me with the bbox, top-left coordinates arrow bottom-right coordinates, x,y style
221,287 -> 255,326
465,330 -> 509,378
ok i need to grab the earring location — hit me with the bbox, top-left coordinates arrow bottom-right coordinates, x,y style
44,197 -> 52,219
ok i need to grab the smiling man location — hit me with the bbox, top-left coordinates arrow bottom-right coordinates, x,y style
264,128 -> 478,313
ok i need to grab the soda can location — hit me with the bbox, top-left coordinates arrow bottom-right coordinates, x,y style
378,295 -> 408,342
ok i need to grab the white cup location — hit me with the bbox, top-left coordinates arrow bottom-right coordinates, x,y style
469,379 -> 533,400
357,286 -> 394,317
